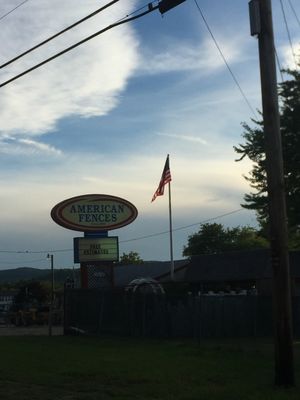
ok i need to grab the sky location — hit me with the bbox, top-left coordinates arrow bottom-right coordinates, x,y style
0,0 -> 299,270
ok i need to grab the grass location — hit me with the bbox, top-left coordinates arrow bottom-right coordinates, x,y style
0,335 -> 299,399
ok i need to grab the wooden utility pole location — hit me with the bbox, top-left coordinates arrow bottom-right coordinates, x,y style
249,0 -> 294,386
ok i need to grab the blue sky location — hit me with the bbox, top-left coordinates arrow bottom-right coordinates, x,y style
0,0 -> 299,269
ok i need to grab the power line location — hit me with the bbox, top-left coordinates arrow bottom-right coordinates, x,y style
114,2 -> 157,24
0,0 -> 30,22
0,258 -> 47,265
120,209 -> 244,243
287,0 -> 300,28
0,249 -> 72,254
0,4 -> 159,88
0,208 -> 247,254
279,0 -> 298,68
275,47 -> 285,82
193,0 -> 258,119
0,0 -> 120,69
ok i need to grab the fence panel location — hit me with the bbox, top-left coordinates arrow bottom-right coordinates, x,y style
64,290 -> 300,339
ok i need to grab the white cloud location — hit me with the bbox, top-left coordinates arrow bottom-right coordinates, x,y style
137,36 -> 246,75
157,132 -> 208,145
0,2 -> 265,265
0,136 -> 62,156
0,0 -> 140,136
280,41 -> 300,70
0,152 -> 252,219
19,139 -> 62,156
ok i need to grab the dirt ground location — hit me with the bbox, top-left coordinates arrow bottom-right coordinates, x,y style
0,325 -> 63,336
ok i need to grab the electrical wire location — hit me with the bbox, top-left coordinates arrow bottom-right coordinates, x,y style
287,0 -> 300,28
0,249 -> 72,254
0,0 -> 30,22
275,47 -> 285,82
120,209 -> 244,243
114,2 -> 158,24
0,208 -> 246,254
0,0 -> 120,69
0,4 -> 159,88
279,0 -> 298,68
193,0 -> 258,120
0,258 -> 47,265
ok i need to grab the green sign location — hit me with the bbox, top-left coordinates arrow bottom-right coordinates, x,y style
74,237 -> 119,263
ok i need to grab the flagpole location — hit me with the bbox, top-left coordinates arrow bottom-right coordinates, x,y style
168,181 -> 174,281
151,154 -> 174,279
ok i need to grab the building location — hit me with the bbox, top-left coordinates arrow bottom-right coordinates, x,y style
113,259 -> 189,287
0,290 -> 17,312
185,249 -> 300,295
112,250 -> 300,295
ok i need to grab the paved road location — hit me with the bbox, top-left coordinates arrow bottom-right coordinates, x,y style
0,325 -> 63,336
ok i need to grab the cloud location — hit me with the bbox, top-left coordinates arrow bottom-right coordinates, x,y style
0,2 -> 262,265
156,132 -> 208,145
0,0 -> 140,137
280,41 -> 300,70
19,139 -> 62,156
0,147 -> 255,264
137,36 -> 246,75
0,136 -> 62,156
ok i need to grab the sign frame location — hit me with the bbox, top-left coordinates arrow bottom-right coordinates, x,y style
51,194 -> 138,232
74,236 -> 119,263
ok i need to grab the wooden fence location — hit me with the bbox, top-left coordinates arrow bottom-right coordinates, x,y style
64,289 -> 300,338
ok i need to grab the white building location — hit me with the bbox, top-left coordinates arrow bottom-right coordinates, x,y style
0,291 -> 17,312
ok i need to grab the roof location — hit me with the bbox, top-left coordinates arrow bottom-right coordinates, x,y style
114,259 -> 189,287
185,249 -> 300,282
113,250 -> 300,286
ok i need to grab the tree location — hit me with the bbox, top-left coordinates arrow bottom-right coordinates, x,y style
13,281 -> 50,310
119,251 -> 144,265
182,223 -> 268,256
234,68 -> 300,239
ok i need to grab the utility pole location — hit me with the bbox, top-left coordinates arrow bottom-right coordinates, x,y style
249,0 -> 294,386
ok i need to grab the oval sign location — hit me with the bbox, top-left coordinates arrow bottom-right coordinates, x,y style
51,194 -> 138,232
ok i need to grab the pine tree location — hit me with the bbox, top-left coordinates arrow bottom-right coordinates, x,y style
234,68 -> 300,243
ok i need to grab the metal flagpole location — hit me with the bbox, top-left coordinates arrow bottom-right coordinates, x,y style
151,154 -> 173,279
168,181 -> 174,281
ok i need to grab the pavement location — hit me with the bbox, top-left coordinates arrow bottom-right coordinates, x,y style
0,325 -> 63,336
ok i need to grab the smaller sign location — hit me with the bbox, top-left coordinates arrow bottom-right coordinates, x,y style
74,237 -> 119,263
80,263 -> 114,288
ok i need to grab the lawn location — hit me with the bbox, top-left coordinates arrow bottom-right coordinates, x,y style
0,335 -> 299,400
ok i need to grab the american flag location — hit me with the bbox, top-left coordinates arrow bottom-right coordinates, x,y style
151,155 -> 172,202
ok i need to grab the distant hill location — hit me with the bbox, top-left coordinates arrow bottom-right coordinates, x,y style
0,267 -> 79,284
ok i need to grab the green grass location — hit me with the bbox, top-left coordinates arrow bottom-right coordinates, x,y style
0,336 -> 299,399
